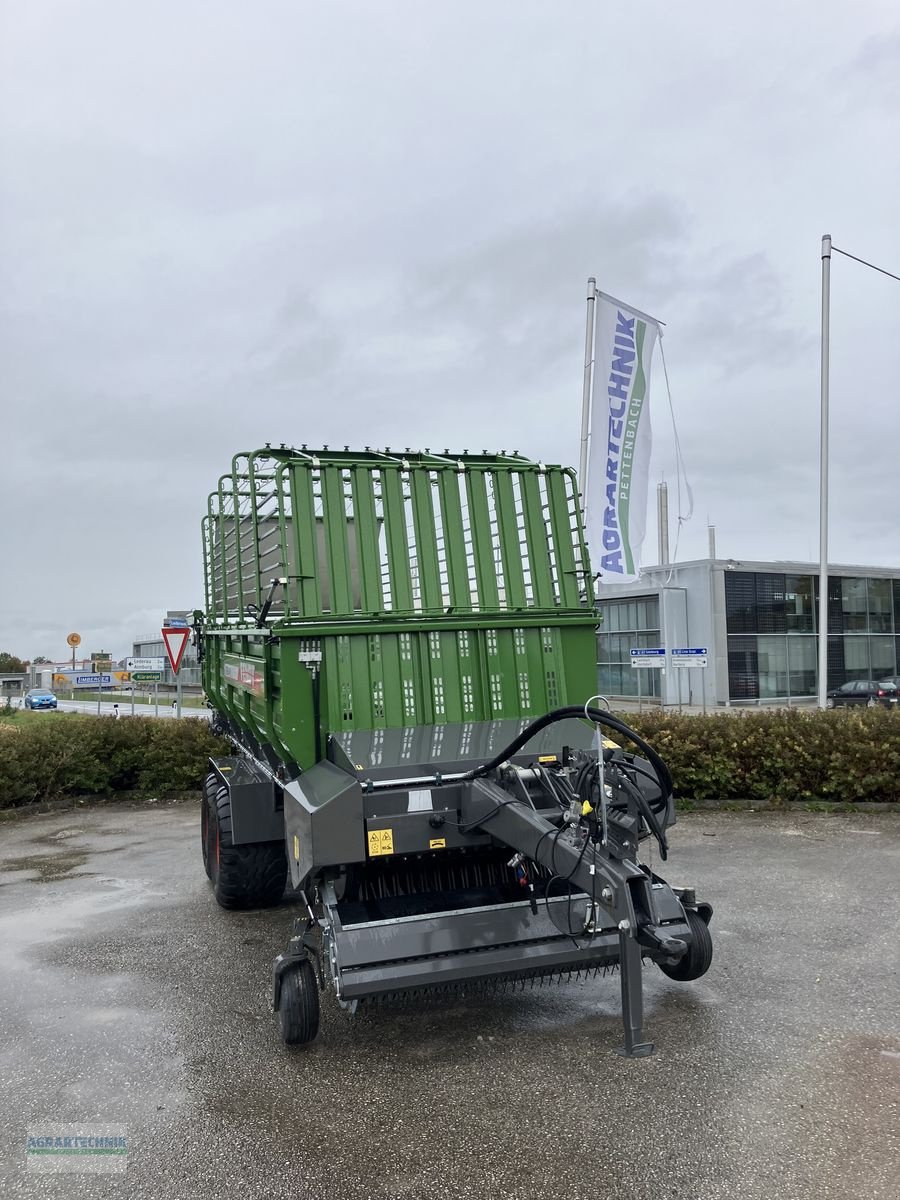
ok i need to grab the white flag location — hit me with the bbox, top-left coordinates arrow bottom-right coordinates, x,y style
586,292 -> 661,584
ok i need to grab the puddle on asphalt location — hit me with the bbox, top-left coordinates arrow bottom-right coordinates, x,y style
1,851 -> 93,881
31,828 -> 86,844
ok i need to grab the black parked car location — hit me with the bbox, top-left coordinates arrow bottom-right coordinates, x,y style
826,680 -> 899,709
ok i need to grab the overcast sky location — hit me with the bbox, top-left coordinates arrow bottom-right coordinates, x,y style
2,1 -> 899,660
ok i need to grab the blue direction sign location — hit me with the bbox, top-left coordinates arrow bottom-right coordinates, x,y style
630,647 -> 666,668
671,647 -> 708,668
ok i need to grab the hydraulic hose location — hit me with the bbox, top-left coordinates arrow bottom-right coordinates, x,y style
458,705 -> 674,855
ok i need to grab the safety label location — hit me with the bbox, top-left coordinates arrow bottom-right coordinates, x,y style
428,838 -> 447,850
367,828 -> 394,856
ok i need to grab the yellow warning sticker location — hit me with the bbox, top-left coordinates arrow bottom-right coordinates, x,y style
538,755 -> 558,763
367,828 -> 394,857
429,838 -> 447,850
293,835 -> 300,861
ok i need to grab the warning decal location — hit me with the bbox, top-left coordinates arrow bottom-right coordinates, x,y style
429,838 -> 447,850
367,828 -> 394,857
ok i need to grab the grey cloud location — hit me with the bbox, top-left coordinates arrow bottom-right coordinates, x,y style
2,1 -> 899,658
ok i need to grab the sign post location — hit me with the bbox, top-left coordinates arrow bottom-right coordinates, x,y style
161,628 -> 190,719
671,648 -> 709,713
128,658 -> 166,716
67,632 -> 81,672
630,648 -> 665,713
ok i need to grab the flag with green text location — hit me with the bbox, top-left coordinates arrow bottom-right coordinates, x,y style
586,292 -> 661,584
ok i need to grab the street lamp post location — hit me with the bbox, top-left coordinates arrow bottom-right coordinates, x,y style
816,237 -> 899,708
817,236 -> 831,709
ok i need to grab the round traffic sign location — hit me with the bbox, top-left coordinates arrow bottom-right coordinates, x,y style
67,632 -> 81,648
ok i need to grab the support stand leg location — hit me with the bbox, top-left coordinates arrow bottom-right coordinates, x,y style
616,927 -> 654,1058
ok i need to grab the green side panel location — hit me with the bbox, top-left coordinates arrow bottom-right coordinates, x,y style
320,465 -> 353,614
546,469 -> 580,607
216,476 -> 231,616
289,464 -> 322,616
519,471 -> 555,607
491,471 -> 526,609
380,467 -> 414,612
350,466 -> 383,613
464,471 -> 499,610
409,469 -> 442,612
435,469 -> 470,608
230,461 -> 247,615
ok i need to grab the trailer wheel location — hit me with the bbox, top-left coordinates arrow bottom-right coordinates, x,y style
210,783 -> 287,910
658,909 -> 713,981
278,960 -> 320,1046
200,773 -> 218,880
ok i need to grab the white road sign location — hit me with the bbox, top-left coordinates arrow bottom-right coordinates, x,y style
671,647 -> 708,668
127,657 -> 166,672
630,647 -> 666,668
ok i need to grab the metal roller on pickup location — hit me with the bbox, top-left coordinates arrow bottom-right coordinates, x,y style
195,446 -> 712,1055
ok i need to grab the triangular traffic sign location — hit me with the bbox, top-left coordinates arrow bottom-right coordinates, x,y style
162,627 -> 191,674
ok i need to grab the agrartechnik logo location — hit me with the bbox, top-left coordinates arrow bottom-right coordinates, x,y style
26,1126 -> 128,1173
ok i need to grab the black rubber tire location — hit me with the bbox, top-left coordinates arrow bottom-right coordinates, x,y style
209,783 -> 288,910
209,709 -> 229,739
278,960 -> 320,1046
658,909 -> 713,982
200,772 -> 218,880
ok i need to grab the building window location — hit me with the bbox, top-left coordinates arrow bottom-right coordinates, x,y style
785,575 -> 814,633
597,596 -> 661,698
867,579 -> 893,633
757,636 -> 789,699
787,637 -> 817,697
844,635 -> 869,676
724,572 -> 757,634
870,635 -> 895,680
754,574 -> 787,633
727,635 -> 759,700
840,578 -> 868,632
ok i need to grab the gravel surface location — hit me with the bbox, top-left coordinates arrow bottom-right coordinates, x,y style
0,804 -> 898,1199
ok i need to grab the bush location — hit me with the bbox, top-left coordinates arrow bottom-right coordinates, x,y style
0,716 -> 230,809
613,707 -> 900,804
1,707 -> 898,811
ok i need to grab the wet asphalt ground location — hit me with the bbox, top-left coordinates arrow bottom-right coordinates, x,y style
0,804 -> 898,1200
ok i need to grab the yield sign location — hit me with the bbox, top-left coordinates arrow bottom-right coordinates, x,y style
162,627 -> 190,674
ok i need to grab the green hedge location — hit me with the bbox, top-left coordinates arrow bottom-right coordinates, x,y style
0,714 -> 230,809
614,707 -> 900,804
1,707 -> 898,812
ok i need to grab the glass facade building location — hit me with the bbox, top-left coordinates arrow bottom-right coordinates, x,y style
597,560 -> 900,706
725,571 -> 900,701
